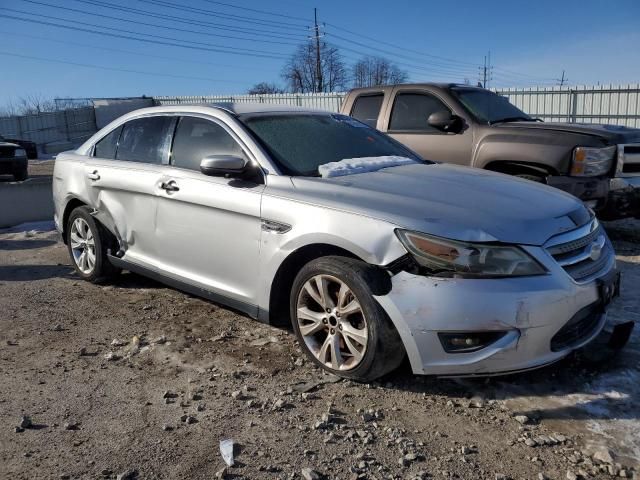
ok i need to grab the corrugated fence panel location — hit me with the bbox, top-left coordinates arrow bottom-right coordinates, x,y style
154,92 -> 346,112
495,84 -> 640,127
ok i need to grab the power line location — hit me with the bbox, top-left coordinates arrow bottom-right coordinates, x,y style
199,0 -> 310,22
0,12 -> 289,59
324,23 -> 478,68
136,0 -> 310,30
0,29 -> 280,72
18,0 -> 300,46
0,50 -> 247,84
0,8 -> 290,58
70,0 -> 307,41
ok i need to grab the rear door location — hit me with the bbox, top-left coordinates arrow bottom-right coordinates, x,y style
153,115 -> 264,309
382,88 -> 473,165
84,115 -> 175,265
348,92 -> 386,129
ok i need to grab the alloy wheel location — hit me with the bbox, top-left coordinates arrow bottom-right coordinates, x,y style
69,217 -> 96,274
296,274 -> 368,370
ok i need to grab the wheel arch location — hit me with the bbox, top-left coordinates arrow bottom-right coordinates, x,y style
266,243 -> 392,327
484,160 -> 559,178
61,197 -> 88,244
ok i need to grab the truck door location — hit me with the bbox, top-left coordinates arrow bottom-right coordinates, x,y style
382,89 -> 473,166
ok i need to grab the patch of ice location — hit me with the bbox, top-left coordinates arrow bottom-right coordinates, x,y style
318,156 -> 418,178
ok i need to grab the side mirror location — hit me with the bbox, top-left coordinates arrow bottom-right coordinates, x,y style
427,111 -> 464,133
200,155 -> 247,176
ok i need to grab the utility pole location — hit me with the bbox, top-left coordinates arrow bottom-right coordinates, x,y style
314,8 -> 323,93
557,70 -> 567,87
478,51 -> 492,89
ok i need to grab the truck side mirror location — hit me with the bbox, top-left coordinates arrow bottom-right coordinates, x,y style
427,111 -> 464,133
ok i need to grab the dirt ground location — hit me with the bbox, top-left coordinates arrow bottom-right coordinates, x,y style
0,219 -> 639,480
0,159 -> 55,183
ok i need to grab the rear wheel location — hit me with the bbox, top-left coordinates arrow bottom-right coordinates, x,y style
290,256 -> 404,382
13,167 -> 28,181
66,206 -> 120,283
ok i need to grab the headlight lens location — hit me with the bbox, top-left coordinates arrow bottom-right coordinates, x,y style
14,148 -> 26,157
396,230 -> 547,277
571,145 -> 616,176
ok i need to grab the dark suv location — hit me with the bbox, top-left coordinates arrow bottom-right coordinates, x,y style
341,84 -> 640,219
0,138 -> 28,181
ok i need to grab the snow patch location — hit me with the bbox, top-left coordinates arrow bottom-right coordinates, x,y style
319,156 -> 418,178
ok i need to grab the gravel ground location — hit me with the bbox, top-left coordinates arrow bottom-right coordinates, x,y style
0,220 -> 639,480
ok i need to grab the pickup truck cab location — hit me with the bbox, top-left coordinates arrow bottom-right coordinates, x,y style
341,83 -> 640,219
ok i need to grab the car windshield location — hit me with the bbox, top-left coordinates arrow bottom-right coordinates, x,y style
240,113 -> 424,176
451,88 -> 533,124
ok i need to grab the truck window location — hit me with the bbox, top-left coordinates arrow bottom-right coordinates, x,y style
389,93 -> 451,132
350,94 -> 384,128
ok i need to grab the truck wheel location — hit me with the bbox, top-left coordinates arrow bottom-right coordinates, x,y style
66,206 -> 121,283
290,256 -> 405,382
13,168 -> 28,181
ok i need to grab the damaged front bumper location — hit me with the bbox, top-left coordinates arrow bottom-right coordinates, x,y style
374,247 -> 623,376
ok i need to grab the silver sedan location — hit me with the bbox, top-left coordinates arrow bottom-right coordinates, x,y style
52,103 -> 625,381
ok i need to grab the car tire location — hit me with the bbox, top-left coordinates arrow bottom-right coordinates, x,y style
13,168 -> 28,181
66,206 -> 121,283
290,255 -> 405,382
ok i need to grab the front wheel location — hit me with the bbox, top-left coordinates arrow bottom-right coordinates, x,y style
290,256 -> 405,382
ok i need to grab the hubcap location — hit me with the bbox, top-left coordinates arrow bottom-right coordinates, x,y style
296,274 -> 368,371
69,217 -> 96,274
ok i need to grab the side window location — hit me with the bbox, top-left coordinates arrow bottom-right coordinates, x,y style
389,93 -> 451,132
115,116 -> 174,164
350,94 -> 384,128
171,116 -> 244,172
93,126 -> 122,159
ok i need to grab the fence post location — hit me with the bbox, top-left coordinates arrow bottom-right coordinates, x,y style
569,89 -> 578,123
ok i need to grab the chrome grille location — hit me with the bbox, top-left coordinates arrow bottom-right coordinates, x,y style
546,220 -> 613,282
618,144 -> 640,176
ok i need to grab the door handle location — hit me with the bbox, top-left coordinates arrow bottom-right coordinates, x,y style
87,170 -> 100,181
160,180 -> 180,192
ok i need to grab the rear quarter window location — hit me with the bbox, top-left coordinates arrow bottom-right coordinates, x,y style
93,126 -> 122,159
350,94 -> 384,129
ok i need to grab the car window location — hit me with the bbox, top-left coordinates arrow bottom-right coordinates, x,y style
241,113 -> 423,177
171,116 -> 244,172
93,126 -> 122,159
350,94 -> 384,128
389,93 -> 451,132
115,116 -> 174,164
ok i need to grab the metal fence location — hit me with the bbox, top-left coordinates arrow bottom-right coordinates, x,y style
0,107 -> 97,147
495,84 -> 640,127
156,85 -> 640,128
154,92 -> 346,112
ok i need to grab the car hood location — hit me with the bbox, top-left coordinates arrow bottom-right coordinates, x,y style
501,121 -> 640,143
290,163 -> 590,246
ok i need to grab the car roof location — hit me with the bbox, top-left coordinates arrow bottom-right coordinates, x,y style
347,83 -> 485,94
127,102 -> 329,117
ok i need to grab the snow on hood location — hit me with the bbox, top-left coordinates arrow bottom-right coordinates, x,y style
318,156 -> 418,178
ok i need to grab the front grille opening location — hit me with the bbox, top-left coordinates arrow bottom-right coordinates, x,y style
550,302 -> 602,351
622,163 -> 640,174
546,224 -> 612,282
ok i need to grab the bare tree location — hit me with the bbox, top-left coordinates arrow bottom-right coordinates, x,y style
281,42 -> 348,93
352,56 -> 408,88
247,82 -> 284,95
17,94 -> 57,115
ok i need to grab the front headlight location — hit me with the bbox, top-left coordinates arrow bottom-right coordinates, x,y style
571,145 -> 615,176
396,230 -> 547,278
14,148 -> 26,157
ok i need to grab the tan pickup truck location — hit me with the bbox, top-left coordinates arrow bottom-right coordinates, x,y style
340,83 -> 640,219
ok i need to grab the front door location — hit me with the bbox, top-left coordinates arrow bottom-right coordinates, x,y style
383,89 -> 473,165
153,115 -> 264,309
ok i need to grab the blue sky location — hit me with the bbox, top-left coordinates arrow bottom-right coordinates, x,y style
0,0 -> 639,103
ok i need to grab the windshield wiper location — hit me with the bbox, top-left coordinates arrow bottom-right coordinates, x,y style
489,116 -> 535,125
